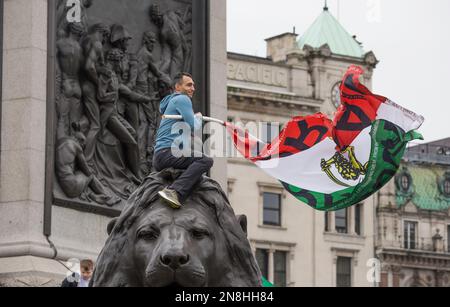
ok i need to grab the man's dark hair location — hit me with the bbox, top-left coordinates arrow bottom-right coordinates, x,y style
173,72 -> 193,88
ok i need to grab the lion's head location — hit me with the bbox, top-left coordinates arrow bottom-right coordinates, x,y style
91,169 -> 262,287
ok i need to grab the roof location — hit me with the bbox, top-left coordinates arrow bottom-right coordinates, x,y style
396,163 -> 450,211
404,137 -> 450,165
408,137 -> 450,152
297,8 -> 365,58
227,51 -> 276,64
265,32 -> 298,42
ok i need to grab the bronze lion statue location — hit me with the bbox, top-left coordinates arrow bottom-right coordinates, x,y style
91,169 -> 262,287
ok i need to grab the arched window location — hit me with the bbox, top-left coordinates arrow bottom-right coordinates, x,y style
401,175 -> 410,191
444,179 -> 450,196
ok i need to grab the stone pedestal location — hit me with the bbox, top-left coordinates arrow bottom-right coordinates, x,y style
208,0 -> 227,191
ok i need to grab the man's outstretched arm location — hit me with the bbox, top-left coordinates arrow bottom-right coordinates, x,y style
174,96 -> 201,131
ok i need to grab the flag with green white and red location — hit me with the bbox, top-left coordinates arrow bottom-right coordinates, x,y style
226,65 -> 424,211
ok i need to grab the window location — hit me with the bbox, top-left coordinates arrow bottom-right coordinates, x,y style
401,175 -> 410,191
444,180 -> 450,196
274,251 -> 287,287
404,221 -> 417,250
255,249 -> 288,287
263,192 -> 281,226
324,212 -> 330,232
261,122 -> 280,143
335,208 -> 348,234
447,225 -> 450,253
336,257 -> 352,287
355,204 -> 362,235
255,249 -> 269,279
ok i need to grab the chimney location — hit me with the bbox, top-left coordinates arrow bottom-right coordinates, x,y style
265,31 -> 299,63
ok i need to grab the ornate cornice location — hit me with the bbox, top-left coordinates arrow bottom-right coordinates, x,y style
377,248 -> 450,271
228,52 -> 290,68
377,205 -> 449,219
228,85 -> 321,116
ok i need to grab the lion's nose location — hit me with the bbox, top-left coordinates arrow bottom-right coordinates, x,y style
160,252 -> 190,270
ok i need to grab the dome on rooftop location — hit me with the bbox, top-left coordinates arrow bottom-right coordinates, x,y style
297,8 -> 365,58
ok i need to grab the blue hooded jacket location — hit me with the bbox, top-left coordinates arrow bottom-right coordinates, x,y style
154,93 -> 202,153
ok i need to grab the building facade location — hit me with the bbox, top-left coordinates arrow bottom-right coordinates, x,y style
226,7 -> 379,287
376,138 -> 450,287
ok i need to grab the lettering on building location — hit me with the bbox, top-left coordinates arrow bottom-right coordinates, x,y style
228,62 -> 288,87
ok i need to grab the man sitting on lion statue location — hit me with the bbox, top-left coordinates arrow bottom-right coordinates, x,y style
91,168 -> 263,287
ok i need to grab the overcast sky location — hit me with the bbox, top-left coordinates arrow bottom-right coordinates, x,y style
227,0 -> 450,143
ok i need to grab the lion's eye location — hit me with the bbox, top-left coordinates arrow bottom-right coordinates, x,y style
191,229 -> 209,240
138,229 -> 159,241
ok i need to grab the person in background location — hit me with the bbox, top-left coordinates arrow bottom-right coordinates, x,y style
61,259 -> 94,287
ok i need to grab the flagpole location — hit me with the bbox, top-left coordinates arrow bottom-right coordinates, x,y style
162,114 -> 225,125
161,115 -> 266,144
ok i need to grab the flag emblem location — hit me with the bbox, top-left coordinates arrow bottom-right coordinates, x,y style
321,146 -> 368,188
